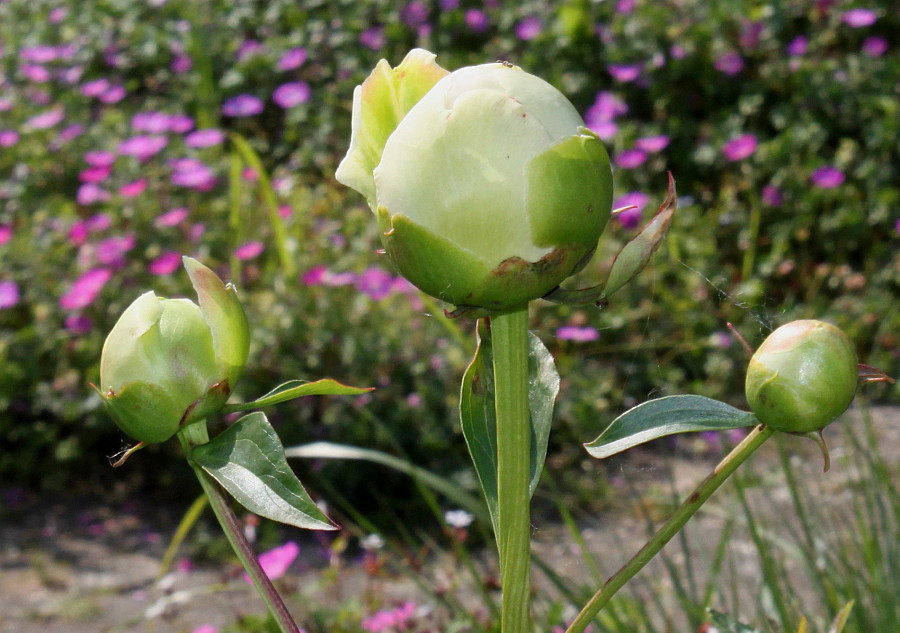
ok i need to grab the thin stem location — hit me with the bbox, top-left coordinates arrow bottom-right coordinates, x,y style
490,309 -> 532,633
179,423 -> 301,633
565,424 -> 776,633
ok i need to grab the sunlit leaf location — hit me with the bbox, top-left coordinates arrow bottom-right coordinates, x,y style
584,395 -> 757,459
221,379 -> 373,413
191,412 -> 336,530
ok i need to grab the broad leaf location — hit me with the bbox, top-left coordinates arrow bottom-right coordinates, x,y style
222,379 -> 373,413
459,321 -> 559,534
584,395 -> 758,459
191,412 -> 336,530
602,171 -> 677,298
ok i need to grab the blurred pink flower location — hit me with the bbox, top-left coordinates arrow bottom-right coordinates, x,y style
842,9 -> 877,27
155,207 -> 189,227
80,78 -> 109,97
615,149 -> 647,169
185,128 -> 225,148
0,281 -> 20,309
0,225 -> 11,244
84,151 -> 116,167
722,134 -> 758,161
118,135 -> 168,161
635,135 -> 670,153
119,178 -> 148,198
222,94 -> 264,117
149,251 -> 182,275
170,158 -> 216,190
60,268 -> 112,310
19,46 -> 59,63
612,191 -> 651,229
360,27 -> 386,51
20,64 -> 51,82
862,36 -> 888,57
65,314 -> 93,334
464,8 -> 489,33
171,53 -> 192,74
234,241 -> 264,260
25,107 -> 64,130
0,130 -> 19,147
76,183 -> 111,205
400,2 -> 429,28
362,602 -> 417,632
48,6 -> 67,22
356,267 -> 394,300
243,542 -> 299,584
79,165 -> 112,183
810,166 -> 845,188
95,234 -> 135,267
787,36 -> 808,56
608,64 -> 641,82
131,112 -> 171,133
236,39 -> 264,61
98,84 -> 126,104
515,16 -> 542,40
615,0 -> 636,14
762,184 -> 783,207
191,626 -> 218,633
277,47 -> 307,71
273,81 -> 311,108
714,52 -> 744,75
302,266 -> 355,287
557,326 -> 600,342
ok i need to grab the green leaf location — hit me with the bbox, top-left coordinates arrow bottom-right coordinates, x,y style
602,171 -> 677,299
221,379 -> 373,413
191,412 -> 336,530
584,395 -> 758,459
459,321 -> 559,533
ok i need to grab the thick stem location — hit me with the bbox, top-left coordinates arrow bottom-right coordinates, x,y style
490,309 -> 533,633
179,423 -> 301,633
565,424 -> 776,633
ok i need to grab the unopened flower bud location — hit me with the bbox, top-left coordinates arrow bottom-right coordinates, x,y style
99,258 -> 250,443
336,49 -> 613,311
745,320 -> 857,433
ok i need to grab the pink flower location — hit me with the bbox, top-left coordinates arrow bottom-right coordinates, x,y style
76,183 -> 111,205
20,64 -> 51,82
556,326 -> 600,342
842,9 -> 877,28
118,135 -> 168,161
810,166 -> 845,188
185,128 -> 225,148
862,36 -> 888,57
762,184 -> 783,207
464,9 -> 489,33
0,131 -> 19,147
95,234 -> 135,267
79,165 -> 112,183
222,94 -> 264,117
148,251 -> 182,275
84,151 -> 116,167
615,149 -> 647,169
273,82 -> 311,108
634,135 -> 670,153
608,64 -> 641,82
362,602 -> 417,633
277,47 -> 307,71
99,84 -> 126,104
119,178 -> 148,198
131,111 -> 171,133
0,225 -> 11,245
234,241 -> 264,260
400,2 -> 429,28
359,27 -> 385,51
714,52 -> 744,76
59,268 -> 112,310
722,134 -> 758,161
25,107 -> 64,130
787,36 -> 808,56
64,314 -> 93,334
80,78 -> 110,97
356,267 -> 395,300
612,191 -> 651,229
243,542 -> 299,584
170,158 -> 216,190
171,54 -> 192,74
515,16 -> 542,41
191,626 -> 218,633
155,207 -> 189,227
0,280 -> 20,309
302,266 -> 356,287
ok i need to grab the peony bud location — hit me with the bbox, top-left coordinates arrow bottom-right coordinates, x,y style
99,257 -> 250,443
336,49 -> 613,311
745,320 -> 858,433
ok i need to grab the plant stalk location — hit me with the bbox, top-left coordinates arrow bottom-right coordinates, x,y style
490,309 -> 533,633
179,423 -> 302,633
565,424 -> 776,633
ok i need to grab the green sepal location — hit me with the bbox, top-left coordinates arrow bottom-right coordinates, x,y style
221,378 -> 374,414
584,395 -> 758,459
101,381 -> 184,444
190,412 -> 337,531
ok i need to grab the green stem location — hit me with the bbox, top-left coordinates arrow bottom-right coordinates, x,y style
179,423 -> 301,633
490,309 -> 532,633
565,424 -> 776,633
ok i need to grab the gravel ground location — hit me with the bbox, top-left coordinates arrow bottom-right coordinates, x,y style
1,405 -> 896,633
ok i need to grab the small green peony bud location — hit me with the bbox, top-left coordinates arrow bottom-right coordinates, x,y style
336,49 -> 613,311
745,320 -> 858,433
98,257 -> 250,443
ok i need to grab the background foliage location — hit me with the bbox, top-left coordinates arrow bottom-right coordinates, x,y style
0,0 -> 896,507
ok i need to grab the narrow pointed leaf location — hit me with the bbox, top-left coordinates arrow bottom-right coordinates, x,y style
602,171 -> 677,299
459,320 -> 559,534
222,379 -> 373,413
191,412 -> 336,530
705,609 -> 764,633
584,395 -> 758,459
